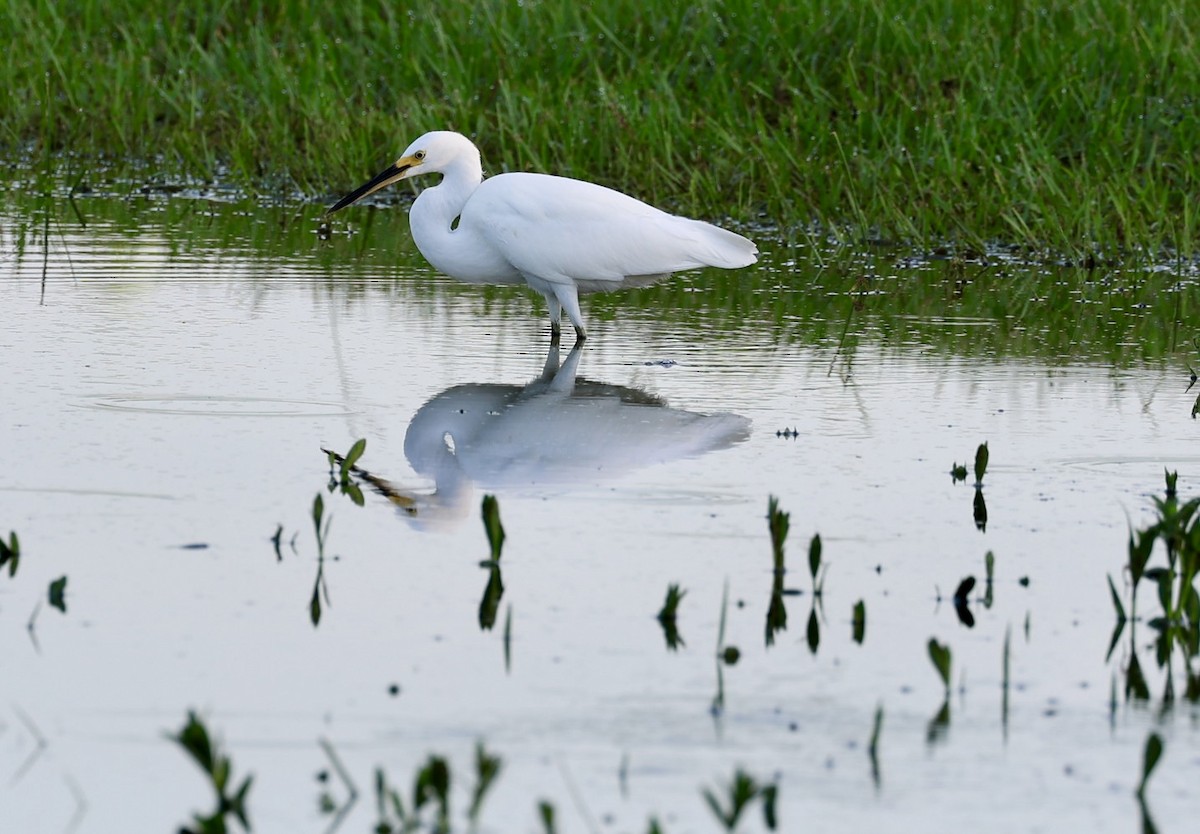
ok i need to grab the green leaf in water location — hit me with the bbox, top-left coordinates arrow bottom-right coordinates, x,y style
318,790 -> 336,815
413,755 -> 450,824
867,704 -> 884,787
478,564 -> 504,631
974,441 -> 989,484
342,437 -> 366,478
1126,651 -> 1150,701
928,638 -> 952,691
767,495 -> 789,572
1137,732 -> 1164,798
950,462 -> 968,482
808,533 -> 822,584
760,781 -> 778,830
174,710 -> 216,774
538,800 -> 557,834
0,530 -> 19,577
481,494 -> 505,562
973,487 -> 988,532
312,493 -> 325,535
658,583 -> 687,651
657,583 -> 686,622
230,774 -> 254,830
375,766 -> 408,826
1105,617 -> 1126,664
1129,527 -> 1156,588
806,605 -> 820,654
468,742 -> 502,823
1107,574 -> 1127,622
926,699 -> 951,744
171,709 -> 254,833
765,573 -> 787,648
48,576 -> 67,613
1151,568 -> 1173,614
310,582 -> 322,627
703,769 -> 761,831
852,600 -> 866,644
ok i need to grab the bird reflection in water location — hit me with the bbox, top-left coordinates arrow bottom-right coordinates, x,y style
355,343 -> 751,530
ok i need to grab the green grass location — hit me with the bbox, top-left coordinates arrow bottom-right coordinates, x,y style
2,0 -> 1199,256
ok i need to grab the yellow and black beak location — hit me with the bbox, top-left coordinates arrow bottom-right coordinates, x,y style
327,157 -> 417,214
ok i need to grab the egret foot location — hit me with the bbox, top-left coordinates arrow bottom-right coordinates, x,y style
550,321 -> 562,346
574,325 -> 587,344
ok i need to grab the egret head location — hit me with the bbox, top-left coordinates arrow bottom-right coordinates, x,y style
327,131 -> 479,214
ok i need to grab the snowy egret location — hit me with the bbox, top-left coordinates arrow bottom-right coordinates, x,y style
331,342 -> 750,529
327,131 -> 758,343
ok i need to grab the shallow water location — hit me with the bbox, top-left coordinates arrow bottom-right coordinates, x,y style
2,196 -> 1199,832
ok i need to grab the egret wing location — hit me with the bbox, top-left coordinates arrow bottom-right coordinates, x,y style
466,173 -> 755,290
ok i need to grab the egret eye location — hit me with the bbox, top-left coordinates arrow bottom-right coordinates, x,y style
414,150 -> 426,161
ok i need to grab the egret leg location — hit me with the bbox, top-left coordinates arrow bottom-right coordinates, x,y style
554,284 -> 588,344
548,341 -> 583,392
539,340 -> 562,380
543,292 -> 563,345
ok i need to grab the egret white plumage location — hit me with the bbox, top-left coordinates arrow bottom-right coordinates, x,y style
327,131 -> 757,343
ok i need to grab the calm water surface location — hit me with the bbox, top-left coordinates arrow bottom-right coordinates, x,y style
1,198 -> 1198,832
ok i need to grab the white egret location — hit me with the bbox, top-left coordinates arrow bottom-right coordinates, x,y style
327,131 -> 758,342
333,342 -> 751,530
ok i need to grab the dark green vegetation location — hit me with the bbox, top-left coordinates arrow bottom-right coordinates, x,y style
1138,732 -> 1164,800
702,769 -> 779,832
173,711 -> 781,834
3,0 -> 1199,255
764,497 -> 827,653
327,437 -> 368,506
950,441 -> 988,485
1107,470 -> 1200,703
765,496 -> 790,646
950,443 -> 990,530
370,746 -> 501,834
657,583 -> 687,651
47,575 -> 67,613
926,637 -> 953,742
767,495 -> 789,573
309,493 -> 333,626
479,495 -> 506,631
481,494 -> 505,562
0,530 -> 19,576
928,638 -> 952,695
172,711 -> 253,834
973,442 -> 989,485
